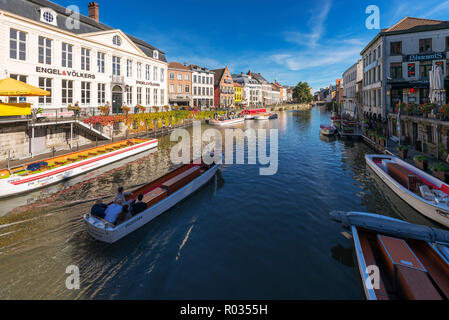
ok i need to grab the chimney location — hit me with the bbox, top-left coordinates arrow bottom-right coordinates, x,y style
88,2 -> 99,22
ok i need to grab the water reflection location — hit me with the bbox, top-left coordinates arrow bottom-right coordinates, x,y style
0,108 -> 438,300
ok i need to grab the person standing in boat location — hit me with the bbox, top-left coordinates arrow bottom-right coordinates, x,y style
115,186 -> 132,205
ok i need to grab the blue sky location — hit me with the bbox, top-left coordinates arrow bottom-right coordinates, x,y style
59,0 -> 449,91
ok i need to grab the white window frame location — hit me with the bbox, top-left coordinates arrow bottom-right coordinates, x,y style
112,56 -> 121,76
38,77 -> 52,105
62,79 -> 73,105
10,29 -> 26,61
97,52 -> 105,73
62,43 -> 73,68
81,81 -> 91,105
38,36 -> 52,65
81,48 -> 90,71
97,83 -> 106,105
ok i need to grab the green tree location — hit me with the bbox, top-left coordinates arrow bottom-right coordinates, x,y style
293,82 -> 313,104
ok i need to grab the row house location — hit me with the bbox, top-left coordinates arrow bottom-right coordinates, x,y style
1,1 -> 168,114
189,64 -> 214,109
342,59 -> 363,117
212,66 -> 234,108
247,71 -> 272,106
168,62 -> 192,108
231,73 -> 262,107
271,83 -> 281,105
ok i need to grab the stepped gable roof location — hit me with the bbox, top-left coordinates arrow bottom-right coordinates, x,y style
212,68 -> 226,86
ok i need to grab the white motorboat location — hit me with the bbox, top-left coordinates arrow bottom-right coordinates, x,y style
366,154 -> 449,228
320,125 -> 336,136
254,113 -> 278,120
208,117 -> 245,126
0,138 -> 158,198
84,157 -> 221,243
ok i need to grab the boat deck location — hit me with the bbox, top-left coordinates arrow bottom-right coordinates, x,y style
357,227 -> 449,300
371,156 -> 449,197
0,138 -> 150,180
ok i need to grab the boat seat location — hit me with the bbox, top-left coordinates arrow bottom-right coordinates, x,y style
142,187 -> 168,208
396,265 -> 442,300
377,235 -> 442,300
161,166 -> 201,194
420,185 -> 436,201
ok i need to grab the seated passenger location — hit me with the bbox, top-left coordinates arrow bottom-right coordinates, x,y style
104,200 -> 123,225
131,194 -> 148,216
91,199 -> 107,219
116,205 -> 131,225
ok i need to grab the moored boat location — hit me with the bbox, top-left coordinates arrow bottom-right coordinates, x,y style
254,112 -> 278,120
208,117 -> 245,126
331,211 -> 449,300
242,108 -> 267,120
0,138 -> 158,198
84,157 -> 221,243
320,125 -> 336,136
366,154 -> 449,228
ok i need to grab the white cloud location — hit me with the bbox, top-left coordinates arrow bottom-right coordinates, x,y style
283,0 -> 333,48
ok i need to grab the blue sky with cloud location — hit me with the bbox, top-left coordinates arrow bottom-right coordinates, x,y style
59,0 -> 449,91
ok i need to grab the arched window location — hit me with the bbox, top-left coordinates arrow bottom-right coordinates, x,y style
113,35 -> 121,47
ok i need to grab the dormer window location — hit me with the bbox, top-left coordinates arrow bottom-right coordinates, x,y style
113,35 -> 121,46
40,8 -> 57,26
153,50 -> 159,59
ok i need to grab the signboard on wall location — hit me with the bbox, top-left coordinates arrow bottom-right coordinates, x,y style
408,63 -> 416,77
406,52 -> 445,62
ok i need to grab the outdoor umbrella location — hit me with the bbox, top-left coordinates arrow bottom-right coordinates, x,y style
429,67 -> 435,103
0,78 -> 50,97
434,65 -> 445,105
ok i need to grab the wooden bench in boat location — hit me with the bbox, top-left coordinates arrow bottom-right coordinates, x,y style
377,235 -> 442,300
161,166 -> 201,195
387,163 -> 421,192
142,187 -> 168,208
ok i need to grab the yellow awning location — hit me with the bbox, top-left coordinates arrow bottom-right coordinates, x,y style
0,78 -> 50,97
0,103 -> 32,116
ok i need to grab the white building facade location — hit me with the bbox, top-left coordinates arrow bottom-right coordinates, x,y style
232,73 -> 262,107
342,59 -> 362,117
0,2 -> 168,114
190,65 -> 214,109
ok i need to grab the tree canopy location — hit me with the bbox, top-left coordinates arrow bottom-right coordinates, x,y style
293,82 -> 313,104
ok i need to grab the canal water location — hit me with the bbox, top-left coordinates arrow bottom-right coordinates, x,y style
0,108 -> 440,300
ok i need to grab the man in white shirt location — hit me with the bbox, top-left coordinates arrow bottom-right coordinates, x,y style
104,200 -> 123,225
115,186 -> 132,205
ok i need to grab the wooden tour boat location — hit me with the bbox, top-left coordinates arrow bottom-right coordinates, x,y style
84,156 -> 221,243
208,117 -> 245,126
254,113 -> 278,120
0,138 -> 158,198
366,154 -> 449,228
320,125 -> 336,136
331,211 -> 449,300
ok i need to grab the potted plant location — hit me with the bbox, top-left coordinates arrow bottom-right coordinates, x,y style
68,104 -> 81,117
398,145 -> 409,159
430,162 -> 449,183
121,106 -> 131,116
439,104 -> 449,121
98,105 -> 110,116
137,105 -> 146,113
413,155 -> 428,171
